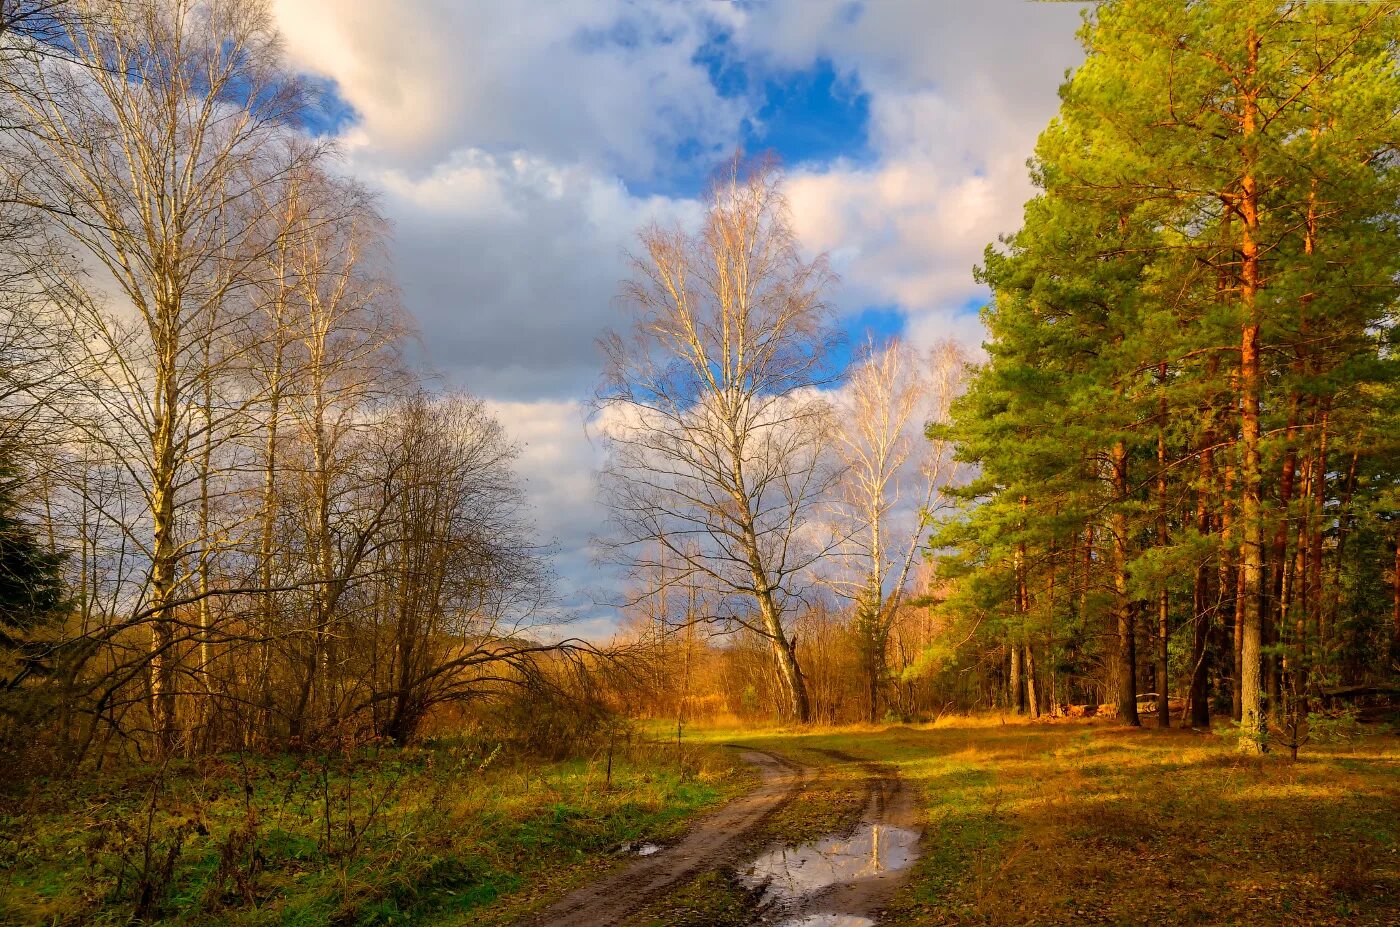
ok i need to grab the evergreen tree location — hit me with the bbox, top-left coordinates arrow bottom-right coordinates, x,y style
941,0 -> 1400,746
0,450 -> 66,691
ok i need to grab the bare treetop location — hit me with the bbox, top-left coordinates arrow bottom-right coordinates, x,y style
596,156 -> 841,723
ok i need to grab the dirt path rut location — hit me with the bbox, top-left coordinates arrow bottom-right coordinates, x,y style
517,748 -> 922,927
745,756 -> 921,926
522,749 -> 814,927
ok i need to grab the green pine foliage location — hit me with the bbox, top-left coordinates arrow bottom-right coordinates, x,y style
0,452 -> 65,681
934,0 -> 1400,740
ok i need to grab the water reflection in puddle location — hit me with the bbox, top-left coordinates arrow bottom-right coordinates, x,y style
740,822 -> 919,905
617,841 -> 662,856
775,916 -> 875,927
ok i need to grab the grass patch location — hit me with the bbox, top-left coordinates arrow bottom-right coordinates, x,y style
705,719 -> 1400,926
0,740 -> 749,927
5,719 -> 1397,926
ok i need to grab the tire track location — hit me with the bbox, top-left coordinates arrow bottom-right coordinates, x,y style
745,750 -> 922,926
521,748 -> 816,927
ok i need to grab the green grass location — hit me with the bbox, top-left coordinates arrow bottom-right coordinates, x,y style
0,740 -> 749,927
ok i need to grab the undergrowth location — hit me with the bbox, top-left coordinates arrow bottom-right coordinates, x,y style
0,738 -> 744,927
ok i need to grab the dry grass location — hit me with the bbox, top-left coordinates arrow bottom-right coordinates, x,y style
710,717 -> 1400,927
12,720 -> 1391,926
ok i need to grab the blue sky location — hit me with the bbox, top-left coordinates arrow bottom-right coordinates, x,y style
628,45 -> 876,199
299,75 -> 360,138
269,0 -> 1089,635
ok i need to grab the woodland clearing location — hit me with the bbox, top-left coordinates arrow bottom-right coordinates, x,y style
4,717 -> 1397,927
3,5 -> 1400,927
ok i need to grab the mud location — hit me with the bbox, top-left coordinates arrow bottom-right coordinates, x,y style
521,749 -> 815,927
744,757 -> 921,926
773,917 -> 875,927
514,748 -> 921,927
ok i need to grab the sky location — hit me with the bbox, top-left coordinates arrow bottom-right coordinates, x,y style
269,0 -> 1091,638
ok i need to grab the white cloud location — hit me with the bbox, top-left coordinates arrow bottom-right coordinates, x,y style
272,0 -> 744,178
741,0 -> 1086,351
275,0 -> 1086,384
735,0 -> 1085,119
485,396 -> 619,624
269,0 -> 1089,634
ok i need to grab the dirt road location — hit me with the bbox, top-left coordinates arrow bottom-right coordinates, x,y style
519,748 -> 921,927
744,753 -> 921,927
523,749 -> 812,926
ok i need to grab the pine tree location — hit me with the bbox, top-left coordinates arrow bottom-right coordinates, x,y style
0,450 -> 66,692
945,1 -> 1400,745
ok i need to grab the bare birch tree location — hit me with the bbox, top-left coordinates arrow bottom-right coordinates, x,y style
0,0 -> 316,752
597,157 -> 838,723
831,338 -> 969,722
266,168 -> 405,741
0,1 -> 575,761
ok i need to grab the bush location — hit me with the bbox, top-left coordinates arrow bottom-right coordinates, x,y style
477,684 -> 613,759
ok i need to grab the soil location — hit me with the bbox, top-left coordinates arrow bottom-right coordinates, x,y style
517,747 -> 921,927
748,752 -> 921,926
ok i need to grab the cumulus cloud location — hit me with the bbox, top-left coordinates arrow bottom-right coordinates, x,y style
275,0 -> 1086,388
735,0 -> 1085,122
272,0 -> 745,178
744,1 -> 1087,352
358,149 -> 699,400
485,398 -> 616,620
269,0 -> 1089,631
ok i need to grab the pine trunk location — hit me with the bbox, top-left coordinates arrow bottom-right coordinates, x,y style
1236,27 -> 1267,752
1155,372 -> 1170,728
1190,444 -> 1213,727
1111,440 -> 1140,725
1009,642 -> 1023,715
1025,642 -> 1041,720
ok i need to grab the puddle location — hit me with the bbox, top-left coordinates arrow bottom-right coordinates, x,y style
740,821 -> 919,905
774,917 -> 875,927
617,840 -> 662,856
